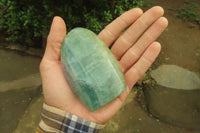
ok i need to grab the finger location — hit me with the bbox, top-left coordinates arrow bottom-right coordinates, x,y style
43,16 -> 67,62
125,42 -> 161,89
111,6 -> 164,60
98,8 -> 143,47
120,17 -> 168,72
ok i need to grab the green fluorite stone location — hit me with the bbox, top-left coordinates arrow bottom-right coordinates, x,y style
61,28 -> 126,111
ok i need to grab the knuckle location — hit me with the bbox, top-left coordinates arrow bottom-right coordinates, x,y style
142,57 -> 153,67
117,15 -> 129,26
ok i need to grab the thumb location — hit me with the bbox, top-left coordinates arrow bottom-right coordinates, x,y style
43,16 -> 67,63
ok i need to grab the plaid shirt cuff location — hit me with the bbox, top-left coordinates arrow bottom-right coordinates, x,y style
36,103 -> 105,133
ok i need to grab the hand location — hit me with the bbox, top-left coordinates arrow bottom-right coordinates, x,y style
40,6 -> 168,124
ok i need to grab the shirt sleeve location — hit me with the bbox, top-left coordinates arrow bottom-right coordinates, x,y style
36,103 -> 105,133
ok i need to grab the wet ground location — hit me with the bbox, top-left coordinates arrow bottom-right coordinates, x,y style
0,0 -> 200,132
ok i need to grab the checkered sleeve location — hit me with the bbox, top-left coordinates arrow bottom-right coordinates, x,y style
36,103 -> 105,133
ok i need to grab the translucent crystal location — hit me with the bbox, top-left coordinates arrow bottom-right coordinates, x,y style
61,28 -> 126,111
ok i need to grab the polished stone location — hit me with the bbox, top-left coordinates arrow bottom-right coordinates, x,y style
61,28 -> 126,111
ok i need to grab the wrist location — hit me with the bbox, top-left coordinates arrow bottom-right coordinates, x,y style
37,103 -> 105,133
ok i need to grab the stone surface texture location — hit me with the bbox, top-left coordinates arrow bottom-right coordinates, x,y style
151,65 -> 200,90
144,65 -> 200,129
61,28 -> 126,111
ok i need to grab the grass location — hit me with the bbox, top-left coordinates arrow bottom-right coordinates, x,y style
169,1 -> 200,25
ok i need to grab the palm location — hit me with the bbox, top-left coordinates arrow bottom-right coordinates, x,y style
40,6 -> 168,124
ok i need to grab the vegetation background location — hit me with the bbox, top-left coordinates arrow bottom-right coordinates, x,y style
0,0 -> 143,48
